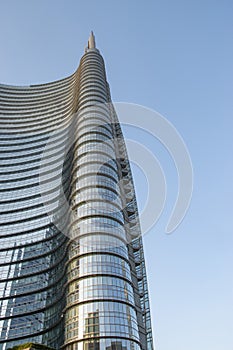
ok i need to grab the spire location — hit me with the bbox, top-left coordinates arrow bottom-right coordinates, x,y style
85,31 -> 99,53
88,31 -> 96,49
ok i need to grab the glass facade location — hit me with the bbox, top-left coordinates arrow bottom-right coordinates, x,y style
0,33 -> 153,350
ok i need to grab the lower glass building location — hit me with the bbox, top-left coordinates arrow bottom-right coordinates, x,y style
0,33 -> 153,350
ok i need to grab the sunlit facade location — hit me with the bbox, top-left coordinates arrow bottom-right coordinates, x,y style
0,33 -> 153,350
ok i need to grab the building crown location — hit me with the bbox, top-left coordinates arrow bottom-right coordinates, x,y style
88,31 -> 96,49
85,31 -> 99,53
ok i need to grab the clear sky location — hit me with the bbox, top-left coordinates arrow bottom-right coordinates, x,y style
0,1 -> 233,349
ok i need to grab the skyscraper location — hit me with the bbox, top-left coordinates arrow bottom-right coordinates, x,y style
0,33 -> 153,350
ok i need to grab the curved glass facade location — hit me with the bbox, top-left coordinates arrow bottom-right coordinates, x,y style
0,33 -> 153,350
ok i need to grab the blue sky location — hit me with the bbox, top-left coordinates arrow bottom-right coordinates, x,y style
0,1 -> 233,349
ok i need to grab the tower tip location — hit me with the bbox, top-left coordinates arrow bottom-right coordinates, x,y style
88,31 -> 96,49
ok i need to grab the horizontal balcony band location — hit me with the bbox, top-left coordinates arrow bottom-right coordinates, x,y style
0,316 -> 64,344
66,250 -> 131,269
0,225 -> 63,250
0,236 -> 67,267
0,248 -> 67,283
0,86 -> 76,105
63,337 -> 142,350
0,272 -> 66,301
63,296 -> 137,317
